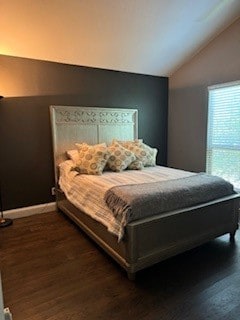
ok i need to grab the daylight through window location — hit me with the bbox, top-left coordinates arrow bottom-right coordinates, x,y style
206,81 -> 240,190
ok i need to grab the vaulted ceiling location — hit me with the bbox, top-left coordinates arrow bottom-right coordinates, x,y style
1,0 -> 240,76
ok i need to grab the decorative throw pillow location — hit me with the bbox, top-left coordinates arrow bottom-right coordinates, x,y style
66,149 -> 79,163
67,143 -> 107,165
111,139 -> 143,149
127,160 -> 144,170
76,142 -> 106,150
75,144 -> 109,175
141,143 -> 158,166
125,142 -> 158,167
107,143 -> 136,172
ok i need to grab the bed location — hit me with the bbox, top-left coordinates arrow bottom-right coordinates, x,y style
50,105 -> 239,280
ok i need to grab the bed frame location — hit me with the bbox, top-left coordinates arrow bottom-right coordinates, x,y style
50,105 -> 239,280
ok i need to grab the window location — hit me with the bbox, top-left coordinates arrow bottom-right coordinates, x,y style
206,81 -> 240,190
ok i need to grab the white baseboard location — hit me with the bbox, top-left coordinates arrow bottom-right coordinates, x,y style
3,202 -> 56,220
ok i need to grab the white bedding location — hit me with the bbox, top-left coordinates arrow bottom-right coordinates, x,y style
59,161 -> 194,240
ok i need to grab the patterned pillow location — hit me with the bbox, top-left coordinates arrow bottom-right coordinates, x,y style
125,142 -> 158,167
75,144 -> 109,175
68,143 -> 107,165
76,142 -> 106,150
127,160 -> 144,170
111,139 -> 143,148
107,143 -> 136,172
66,149 -> 79,163
141,143 -> 158,166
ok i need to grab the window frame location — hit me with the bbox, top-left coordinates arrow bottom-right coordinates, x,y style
206,80 -> 240,189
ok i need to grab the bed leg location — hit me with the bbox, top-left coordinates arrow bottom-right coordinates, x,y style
127,272 -> 136,281
230,231 -> 236,242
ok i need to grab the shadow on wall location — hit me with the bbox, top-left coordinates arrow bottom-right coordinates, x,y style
168,85 -> 208,173
0,95 -> 57,211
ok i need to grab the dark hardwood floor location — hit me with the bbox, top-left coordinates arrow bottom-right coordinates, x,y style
0,211 -> 240,320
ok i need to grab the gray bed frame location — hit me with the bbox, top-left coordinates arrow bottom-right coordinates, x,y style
50,105 -> 239,280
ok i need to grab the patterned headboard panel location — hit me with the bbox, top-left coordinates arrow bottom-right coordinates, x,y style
50,106 -> 138,184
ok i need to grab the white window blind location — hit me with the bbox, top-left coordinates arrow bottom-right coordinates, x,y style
206,80 -> 240,190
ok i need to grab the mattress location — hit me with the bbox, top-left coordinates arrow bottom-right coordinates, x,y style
59,160 -> 194,239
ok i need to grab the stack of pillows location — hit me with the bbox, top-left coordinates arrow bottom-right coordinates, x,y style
66,139 -> 158,175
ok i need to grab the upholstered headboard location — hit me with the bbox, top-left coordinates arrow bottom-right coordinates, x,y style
50,106 -> 138,184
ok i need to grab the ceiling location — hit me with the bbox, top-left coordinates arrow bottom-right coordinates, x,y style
1,0 -> 240,76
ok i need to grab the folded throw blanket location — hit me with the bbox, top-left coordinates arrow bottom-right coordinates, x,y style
104,173 -> 235,232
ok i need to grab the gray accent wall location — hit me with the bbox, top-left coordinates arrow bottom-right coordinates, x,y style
168,18 -> 240,172
0,55 -> 168,210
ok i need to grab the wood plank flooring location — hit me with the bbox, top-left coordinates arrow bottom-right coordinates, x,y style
0,211 -> 240,320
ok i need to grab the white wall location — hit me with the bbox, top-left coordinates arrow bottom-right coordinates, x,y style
1,1 -> 240,77
168,18 -> 240,172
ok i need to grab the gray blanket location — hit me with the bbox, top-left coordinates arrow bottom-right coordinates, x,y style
104,173 -> 235,226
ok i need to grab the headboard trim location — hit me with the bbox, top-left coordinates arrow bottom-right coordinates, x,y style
55,108 -> 135,125
50,106 -> 138,185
